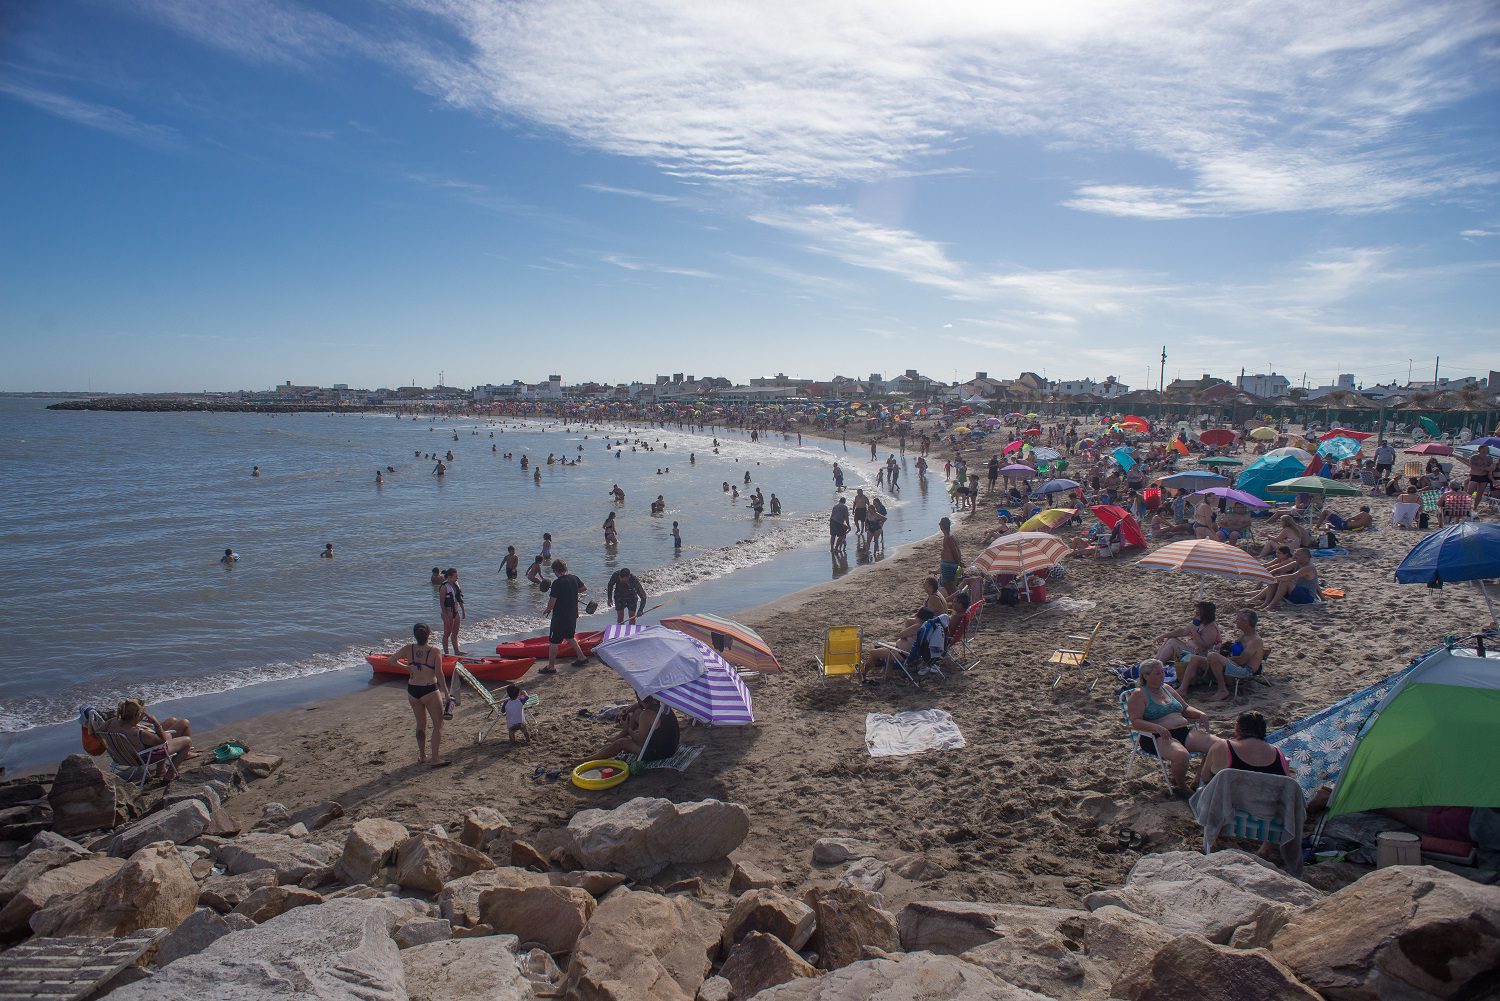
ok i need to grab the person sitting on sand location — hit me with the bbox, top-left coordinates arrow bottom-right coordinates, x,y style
1197,710 -> 1288,787
896,577 -> 948,642
1216,505 -> 1253,545
1148,511 -> 1192,538
1154,601 -> 1222,665
1126,659 -> 1215,795
1180,609 -> 1265,701
595,697 -> 679,762
1192,496 -> 1215,539
103,698 -> 196,764
1251,547 -> 1319,609
1255,515 -> 1312,558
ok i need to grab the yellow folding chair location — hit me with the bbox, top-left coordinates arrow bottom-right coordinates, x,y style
1048,621 -> 1102,688
815,626 -> 863,683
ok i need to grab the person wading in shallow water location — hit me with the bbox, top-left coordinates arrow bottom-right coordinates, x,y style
439,568 -> 466,655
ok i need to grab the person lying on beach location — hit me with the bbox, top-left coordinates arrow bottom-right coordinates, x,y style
1251,548 -> 1319,610
595,697 -> 679,762
104,698 -> 197,764
1255,515 -> 1312,558
1317,506 -> 1373,532
1148,512 -> 1192,538
1126,659 -> 1215,794
1179,609 -> 1265,701
1196,710 -> 1288,787
1155,601 -> 1222,665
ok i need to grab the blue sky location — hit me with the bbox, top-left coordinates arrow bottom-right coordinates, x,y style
2,0 -> 1497,393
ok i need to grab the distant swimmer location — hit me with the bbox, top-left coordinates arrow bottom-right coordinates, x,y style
387,465 -> 395,473
445,450 -> 454,461
321,543 -> 334,559
690,453 -> 695,464
434,461 -> 447,476
375,470 -> 383,485
611,484 -> 626,502
430,567 -> 443,586
503,546 -> 519,580
770,493 -> 782,515
744,470 -> 751,485
221,548 -> 239,564
722,481 -> 730,493
526,554 -> 547,588
251,466 -> 260,477
439,568 -> 467,655
603,511 -> 618,546
541,533 -> 553,561
672,521 -> 682,550
534,468 -> 542,484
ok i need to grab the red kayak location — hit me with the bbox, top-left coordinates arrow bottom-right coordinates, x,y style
366,653 -> 536,683
496,630 -> 604,659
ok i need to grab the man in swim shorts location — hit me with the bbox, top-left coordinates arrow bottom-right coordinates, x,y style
544,559 -> 588,674
1251,548 -> 1320,610
1467,445 -> 1495,504
939,516 -> 963,598
503,546 -> 519,579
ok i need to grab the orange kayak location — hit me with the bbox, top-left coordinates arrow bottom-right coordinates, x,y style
495,631 -> 604,659
366,653 -> 536,683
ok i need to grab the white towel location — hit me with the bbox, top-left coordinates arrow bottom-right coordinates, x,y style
865,709 -> 966,757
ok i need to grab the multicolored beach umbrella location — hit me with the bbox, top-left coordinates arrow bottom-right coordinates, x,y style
660,613 -> 782,674
1136,539 -> 1273,596
596,625 -> 753,725
975,532 -> 1071,575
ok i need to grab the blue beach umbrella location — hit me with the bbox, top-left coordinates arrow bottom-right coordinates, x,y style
1112,446 -> 1136,471
1159,471 -> 1229,491
1395,522 -> 1500,626
1038,478 -> 1081,495
1316,436 -> 1362,462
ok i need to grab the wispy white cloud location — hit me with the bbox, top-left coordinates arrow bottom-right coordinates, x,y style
385,0 -> 1496,217
601,254 -> 719,281
581,183 -> 679,203
124,0 -> 366,67
1460,228 -> 1497,239
0,80 -> 180,148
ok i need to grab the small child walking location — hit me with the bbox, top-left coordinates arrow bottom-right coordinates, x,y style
672,521 -> 682,550
500,684 -> 530,744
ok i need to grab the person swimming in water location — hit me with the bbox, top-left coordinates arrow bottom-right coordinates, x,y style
321,543 -> 334,559
221,548 -> 238,564
430,567 -> 443,585
433,460 -> 447,476
251,466 -> 260,477
375,470 -> 383,485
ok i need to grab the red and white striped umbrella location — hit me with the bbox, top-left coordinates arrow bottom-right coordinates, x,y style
975,532 -> 1071,576
1136,539 -> 1273,588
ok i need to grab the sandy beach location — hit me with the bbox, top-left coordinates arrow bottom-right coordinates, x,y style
183,477 -> 1495,914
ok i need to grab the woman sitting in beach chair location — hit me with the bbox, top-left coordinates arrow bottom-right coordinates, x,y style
861,614 -> 948,684
97,698 -> 196,779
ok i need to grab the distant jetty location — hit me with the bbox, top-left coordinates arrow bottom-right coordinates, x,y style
46,398 -> 387,414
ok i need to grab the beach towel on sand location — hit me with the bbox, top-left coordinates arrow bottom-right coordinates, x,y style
865,710 -> 966,757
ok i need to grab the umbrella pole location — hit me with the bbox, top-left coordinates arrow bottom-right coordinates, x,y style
638,704 -> 667,760
1479,581 -> 1498,630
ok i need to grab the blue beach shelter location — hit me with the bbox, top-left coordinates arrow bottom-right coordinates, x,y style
1234,455 -> 1307,501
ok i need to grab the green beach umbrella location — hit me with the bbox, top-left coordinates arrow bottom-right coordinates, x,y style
1418,416 -> 1440,436
1265,476 -> 1363,497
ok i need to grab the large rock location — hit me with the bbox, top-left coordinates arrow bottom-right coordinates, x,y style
402,937 -> 531,1001
899,900 -> 1083,956
164,784 -> 222,812
562,797 -> 750,879
723,888 -> 816,952
563,888 -> 722,1001
0,855 -> 124,939
109,799 -> 211,856
805,886 -> 901,972
438,867 -> 550,927
459,807 -> 511,850
233,884 -> 324,923
18,829 -> 88,859
477,883 -> 595,954
1077,904 -> 1176,969
29,842 -> 196,937
731,859 -> 777,893
199,867 -> 279,912
334,818 -> 408,885
218,833 -> 338,885
959,916 -> 1091,1000
746,951 -> 1051,1000
720,931 -> 819,999
394,915 -> 451,948
811,838 -> 877,866
237,751 -> 283,779
1269,864 -> 1500,1001
550,870 -> 627,897
290,800 -> 344,832
109,898 -> 407,1001
153,907 -> 255,967
48,753 -> 138,835
394,833 -> 495,893
1113,933 -> 1320,1000
1084,850 -> 1320,944
0,846 -> 89,906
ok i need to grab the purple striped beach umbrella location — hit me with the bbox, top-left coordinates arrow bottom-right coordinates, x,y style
596,624 -> 754,725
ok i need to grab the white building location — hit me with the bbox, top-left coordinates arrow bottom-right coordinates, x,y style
1053,376 -> 1130,399
1236,373 -> 1291,398
1305,374 -> 1357,400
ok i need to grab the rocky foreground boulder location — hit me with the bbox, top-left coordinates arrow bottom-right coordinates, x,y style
562,797 -> 750,879
564,887 -> 723,1001
29,842 -> 196,938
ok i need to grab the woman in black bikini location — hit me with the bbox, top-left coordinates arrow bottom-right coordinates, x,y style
391,622 -> 450,767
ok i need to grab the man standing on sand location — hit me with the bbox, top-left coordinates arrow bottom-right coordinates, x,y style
939,517 -> 963,597
1467,445 -> 1495,505
1373,440 -> 1395,481
544,559 -> 588,674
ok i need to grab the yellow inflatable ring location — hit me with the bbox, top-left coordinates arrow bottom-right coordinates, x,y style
571,759 -> 630,790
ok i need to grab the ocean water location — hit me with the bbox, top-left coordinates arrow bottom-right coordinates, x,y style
0,398 -> 947,768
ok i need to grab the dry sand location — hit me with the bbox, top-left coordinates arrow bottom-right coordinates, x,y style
196,471 -> 1495,913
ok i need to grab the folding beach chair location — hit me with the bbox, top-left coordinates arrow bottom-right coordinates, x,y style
452,665 -> 539,743
941,602 -> 982,673
1441,491 -> 1472,524
1418,489 -> 1442,527
1118,690 -> 1197,794
89,709 -> 177,789
1223,649 -> 1271,698
1048,621 -> 1102,688
815,626 -> 863,684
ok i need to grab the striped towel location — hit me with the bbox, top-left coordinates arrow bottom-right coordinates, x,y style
622,745 -> 704,771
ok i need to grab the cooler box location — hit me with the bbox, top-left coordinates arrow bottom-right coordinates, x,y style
1021,580 -> 1047,603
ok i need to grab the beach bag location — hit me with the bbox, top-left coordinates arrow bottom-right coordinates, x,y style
998,583 -> 1019,606
81,726 -> 105,756
1418,512 -> 1430,530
